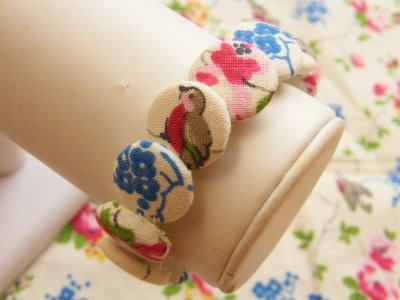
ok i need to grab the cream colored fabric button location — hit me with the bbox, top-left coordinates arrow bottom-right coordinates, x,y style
96,201 -> 171,262
228,22 -> 307,80
101,237 -> 187,285
113,140 -> 193,223
189,41 -> 279,122
147,81 -> 231,170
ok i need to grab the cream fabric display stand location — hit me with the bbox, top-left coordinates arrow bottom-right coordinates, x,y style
0,0 -> 344,293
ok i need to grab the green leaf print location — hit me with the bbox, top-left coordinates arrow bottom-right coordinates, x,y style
256,93 -> 273,114
56,224 -> 73,243
339,222 -> 360,244
343,276 -> 359,290
293,230 -> 315,250
314,264 -> 328,281
384,228 -> 397,241
74,233 -> 86,249
162,284 -> 182,297
99,207 -> 134,242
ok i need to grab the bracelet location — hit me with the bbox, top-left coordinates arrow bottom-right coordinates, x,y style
94,21 -> 317,285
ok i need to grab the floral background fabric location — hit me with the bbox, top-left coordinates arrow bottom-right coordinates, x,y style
2,0 -> 400,299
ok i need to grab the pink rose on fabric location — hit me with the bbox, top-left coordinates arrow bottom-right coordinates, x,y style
369,236 -> 399,271
350,54 -> 365,68
351,0 -> 367,13
358,265 -> 389,300
373,83 -> 389,96
211,43 -> 261,85
71,203 -> 103,243
367,11 -> 388,33
195,72 -> 219,86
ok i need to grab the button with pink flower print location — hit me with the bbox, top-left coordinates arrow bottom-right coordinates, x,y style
189,41 -> 279,122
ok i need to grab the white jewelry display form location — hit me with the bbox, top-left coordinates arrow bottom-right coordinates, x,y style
0,0 -> 343,292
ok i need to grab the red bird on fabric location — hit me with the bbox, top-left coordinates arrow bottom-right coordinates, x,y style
159,85 -> 213,170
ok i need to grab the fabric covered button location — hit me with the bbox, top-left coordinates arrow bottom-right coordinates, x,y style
294,38 -> 317,76
189,41 -> 279,122
229,22 -> 305,80
96,201 -> 171,262
147,81 -> 231,170
113,140 -> 193,223
101,237 -> 188,285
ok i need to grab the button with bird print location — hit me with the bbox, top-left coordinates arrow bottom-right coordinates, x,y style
96,201 -> 172,262
147,81 -> 231,170
113,140 -> 194,223
189,41 -> 279,122
228,22 -> 309,81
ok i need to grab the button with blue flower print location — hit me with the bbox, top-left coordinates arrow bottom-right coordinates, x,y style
147,81 -> 231,170
113,140 -> 194,223
228,22 -> 306,80
189,41 -> 279,122
96,201 -> 171,262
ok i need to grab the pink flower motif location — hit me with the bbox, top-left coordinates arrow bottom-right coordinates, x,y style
350,54 -> 365,68
351,0 -> 368,13
366,11 -> 389,33
71,203 -> 103,243
195,72 -> 219,86
369,236 -> 399,271
191,273 -> 213,296
211,43 -> 261,85
357,264 -> 389,300
373,83 -> 389,96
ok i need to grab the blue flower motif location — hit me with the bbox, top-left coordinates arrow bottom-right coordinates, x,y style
233,29 -> 255,44
133,176 -> 160,201
254,35 -> 282,55
113,145 -> 160,202
264,279 -> 283,299
294,0 -> 328,25
254,22 -> 280,35
114,146 -> 135,194
252,282 -> 268,298
129,147 -> 156,178
59,287 -> 74,300
308,294 -> 323,300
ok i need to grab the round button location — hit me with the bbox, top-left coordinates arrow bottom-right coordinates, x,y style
229,22 -> 305,80
113,140 -> 194,223
96,201 -> 171,262
189,41 -> 279,122
147,81 -> 231,170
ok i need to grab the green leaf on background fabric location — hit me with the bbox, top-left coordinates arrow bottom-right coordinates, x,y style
314,264 -> 328,281
335,57 -> 351,72
357,136 -> 380,151
355,13 -> 367,26
393,117 -> 400,126
358,33 -> 370,41
293,230 -> 315,250
224,295 -> 237,300
56,224 -> 73,243
377,127 -> 390,138
343,276 -> 359,290
74,233 -> 86,249
362,108 -> 372,118
167,0 -> 188,13
162,284 -> 182,297
339,222 -> 360,244
374,99 -> 386,106
309,40 -> 321,55
343,148 -> 353,156
185,279 -> 196,288
350,292 -> 367,300
384,228 -> 397,241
